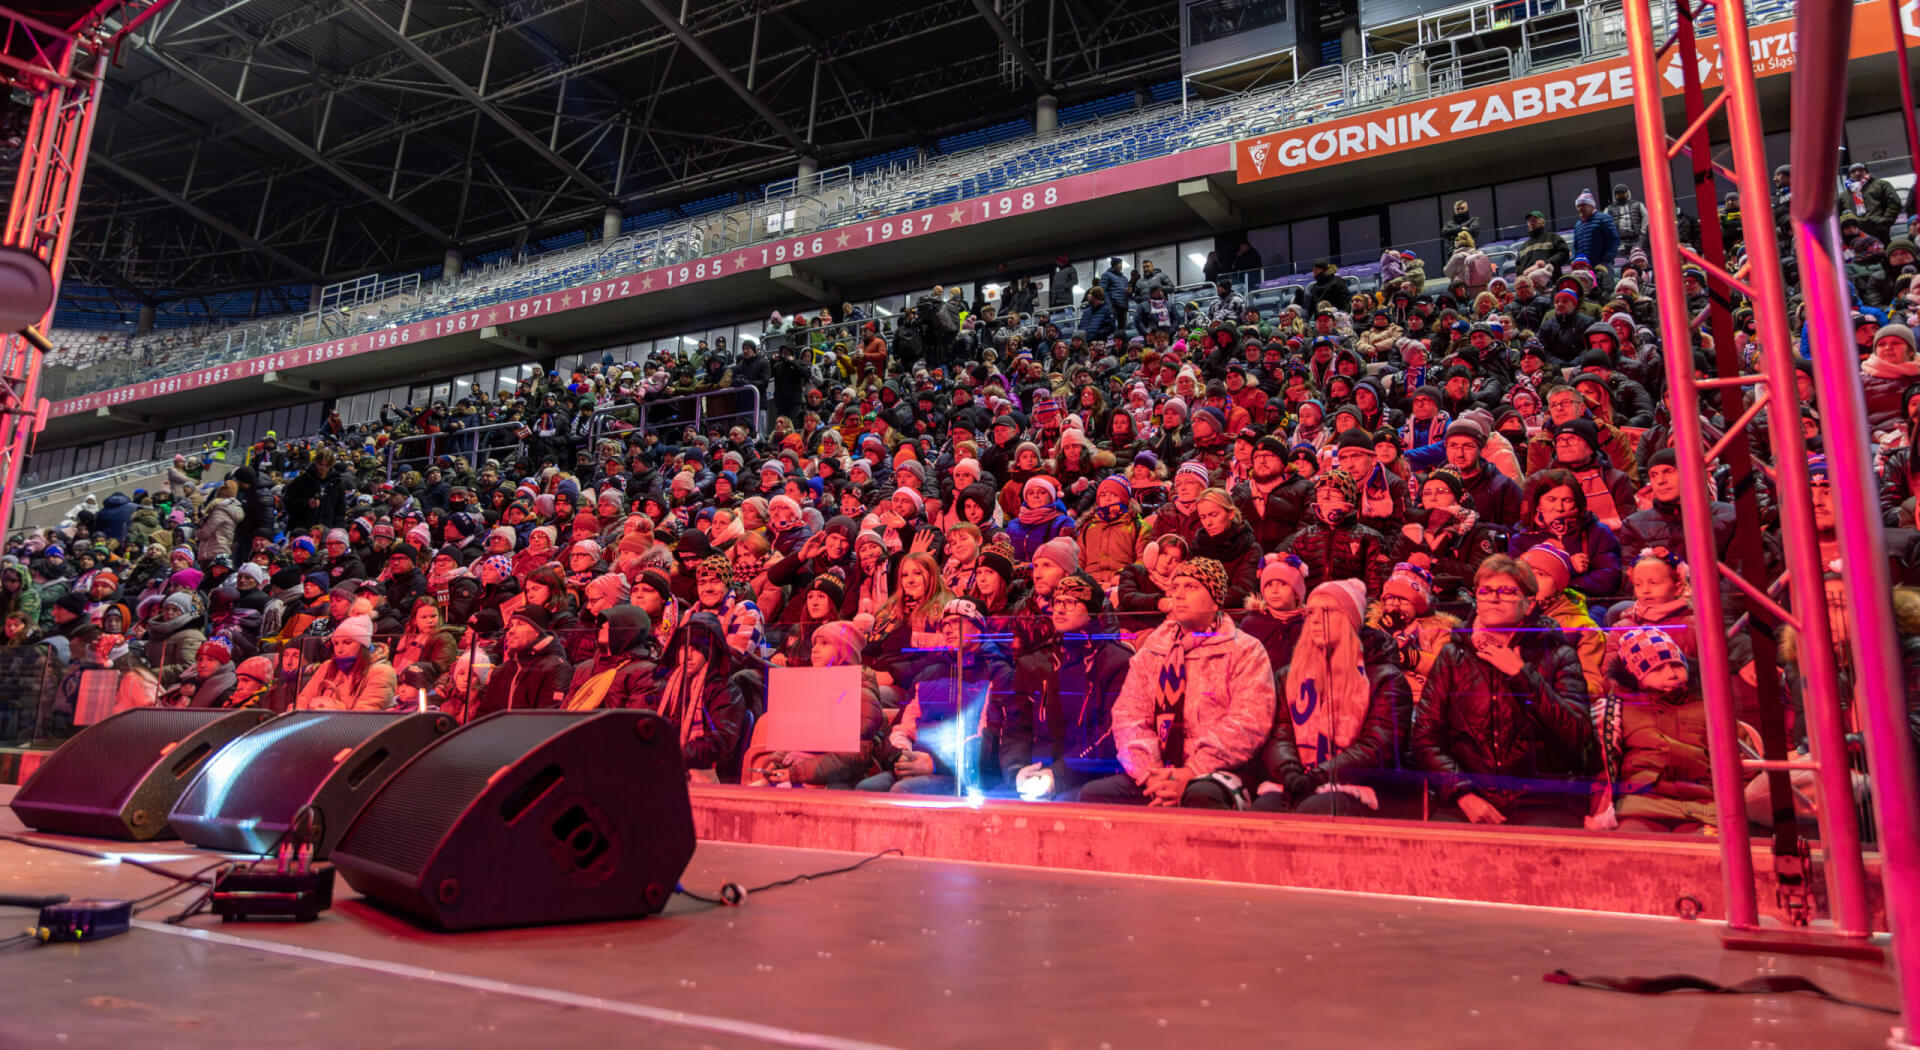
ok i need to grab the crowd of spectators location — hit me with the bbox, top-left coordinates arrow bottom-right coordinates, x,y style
5,172 -> 1919,834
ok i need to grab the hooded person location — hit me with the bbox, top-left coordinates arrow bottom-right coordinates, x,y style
653,611 -> 747,775
566,605 -> 660,711
296,613 -> 397,711
142,591 -> 207,687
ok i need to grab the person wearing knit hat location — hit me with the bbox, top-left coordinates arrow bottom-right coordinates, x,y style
296,613 -> 395,711
1313,466 -> 1360,510
1175,461 -> 1210,489
1617,625 -> 1687,687
1248,575 -> 1402,815
1079,551 -> 1275,808
808,620 -> 867,669
1171,556 -> 1229,613
567,538 -> 604,569
478,554 -> 514,583
1301,571 -> 1363,629
584,573 -> 628,616
807,569 -> 848,612
1191,404 -> 1228,440
228,655 -> 276,709
1160,397 -> 1189,426
1033,535 -> 1081,581
693,553 -> 734,609
1518,542 -> 1606,695
509,604 -> 552,633
633,568 -> 674,609
940,597 -> 987,629
1256,551 -> 1308,611
1518,544 -> 1574,597
976,543 -> 1017,594
486,525 -> 517,555
1051,570 -> 1103,614
1444,418 -> 1485,445
1383,562 -> 1434,616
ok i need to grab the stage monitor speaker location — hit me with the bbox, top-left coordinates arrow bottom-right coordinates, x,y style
9,708 -> 273,840
168,711 -> 456,859
331,709 -> 695,931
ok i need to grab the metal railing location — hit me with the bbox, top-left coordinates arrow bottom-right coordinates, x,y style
587,385 -> 763,446
16,427 -> 232,502
384,420 -> 526,478
763,164 -> 853,201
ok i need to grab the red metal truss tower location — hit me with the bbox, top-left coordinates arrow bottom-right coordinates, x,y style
0,1 -> 176,527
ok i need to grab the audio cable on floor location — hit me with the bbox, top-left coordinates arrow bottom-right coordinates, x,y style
675,848 -> 904,908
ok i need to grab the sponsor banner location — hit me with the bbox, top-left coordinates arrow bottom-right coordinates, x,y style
1236,11 -> 1916,184
52,143 -> 1231,418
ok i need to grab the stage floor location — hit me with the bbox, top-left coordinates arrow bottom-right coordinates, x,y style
0,788 -> 1898,1050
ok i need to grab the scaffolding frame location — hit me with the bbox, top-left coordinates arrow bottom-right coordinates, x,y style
0,1 -> 178,533
1625,0 -> 1919,1039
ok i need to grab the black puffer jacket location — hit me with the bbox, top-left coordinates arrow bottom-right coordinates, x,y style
1262,658 -> 1411,802
1278,518 -> 1392,598
1187,520 -> 1261,608
1618,497 -> 1737,566
476,631 -> 575,716
1412,615 -> 1593,802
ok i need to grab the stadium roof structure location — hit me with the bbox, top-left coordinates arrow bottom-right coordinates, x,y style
59,0 -> 1178,304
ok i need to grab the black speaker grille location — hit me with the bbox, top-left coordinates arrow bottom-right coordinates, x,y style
19,709 -> 237,809
338,714 -> 585,877
172,713 -> 415,828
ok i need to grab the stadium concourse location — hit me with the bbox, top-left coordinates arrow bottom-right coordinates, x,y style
2,0 -> 1918,1044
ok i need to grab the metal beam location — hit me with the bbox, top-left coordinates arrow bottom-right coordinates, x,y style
632,0 -> 810,154
133,43 -> 453,245
970,0 -> 1050,93
92,156 -> 320,278
339,0 -> 613,206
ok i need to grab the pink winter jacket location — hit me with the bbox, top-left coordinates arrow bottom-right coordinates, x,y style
1112,615 -> 1277,780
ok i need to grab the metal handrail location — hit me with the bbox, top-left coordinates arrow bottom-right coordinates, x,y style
383,419 -> 527,478
587,385 -> 763,446
12,428 -> 234,520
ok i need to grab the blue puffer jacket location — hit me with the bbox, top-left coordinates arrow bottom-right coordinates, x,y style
1571,212 -> 1621,266
1004,502 -> 1077,561
94,493 -> 136,542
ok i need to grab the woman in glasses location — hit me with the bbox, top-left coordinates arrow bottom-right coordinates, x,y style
1413,555 -> 1594,827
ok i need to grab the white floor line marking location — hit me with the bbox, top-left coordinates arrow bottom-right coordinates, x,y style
134,920 -> 905,1050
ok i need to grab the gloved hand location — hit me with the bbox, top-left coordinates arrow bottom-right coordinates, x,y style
1014,762 -> 1053,800
1283,772 -> 1318,802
